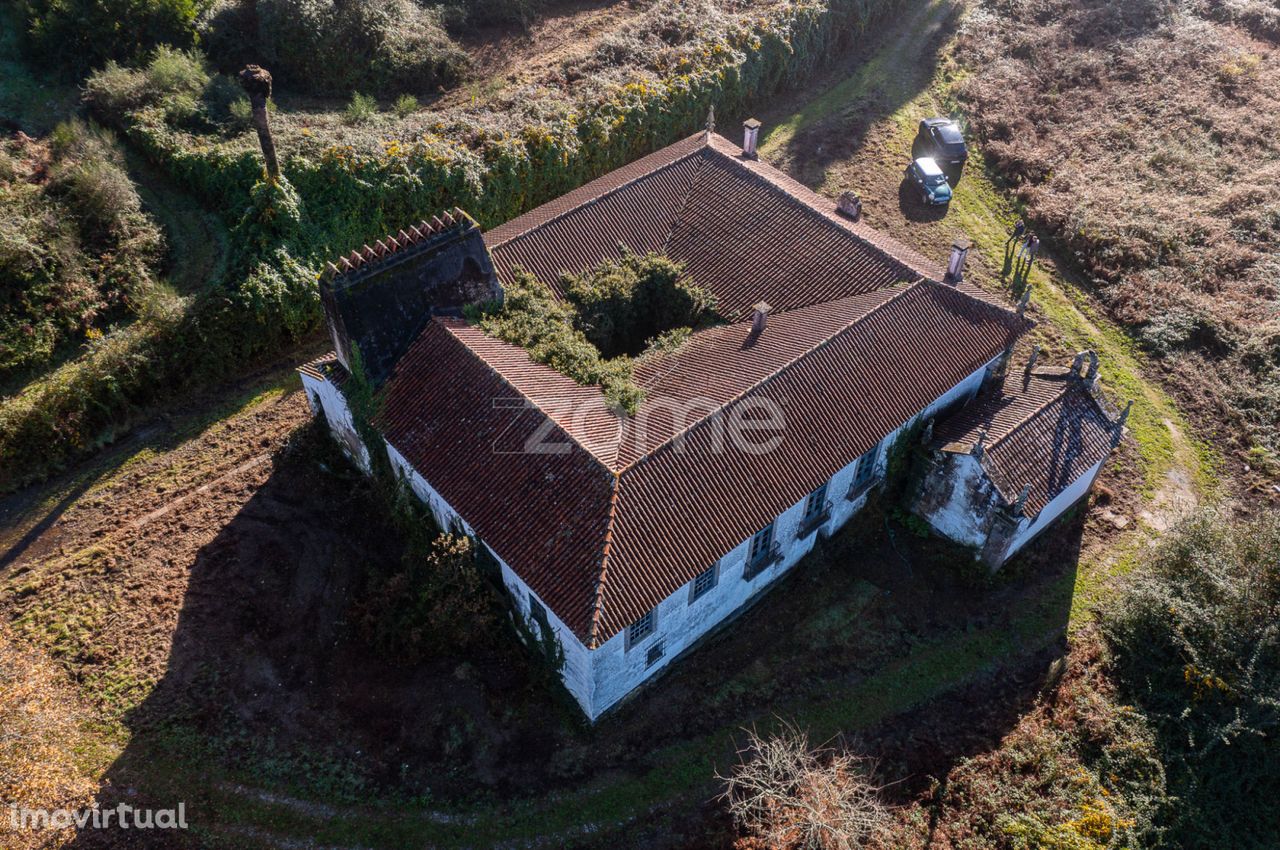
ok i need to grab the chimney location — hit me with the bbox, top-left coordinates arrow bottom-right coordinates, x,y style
945,239 -> 971,284
751,301 -> 771,333
837,191 -> 862,221
742,118 -> 762,159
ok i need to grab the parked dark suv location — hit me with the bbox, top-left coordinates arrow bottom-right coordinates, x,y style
915,117 -> 968,167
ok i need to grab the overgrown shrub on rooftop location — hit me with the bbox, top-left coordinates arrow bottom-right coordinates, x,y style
562,250 -> 717,358
473,252 -> 716,414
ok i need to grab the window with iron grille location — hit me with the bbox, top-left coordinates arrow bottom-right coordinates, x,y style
645,640 -> 665,668
749,523 -> 774,563
690,563 -> 718,602
804,483 -> 829,519
853,442 -> 880,489
628,608 -> 655,645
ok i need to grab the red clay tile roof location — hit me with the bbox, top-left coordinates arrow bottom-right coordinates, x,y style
363,279 -> 1026,644
376,321 -> 616,639
931,367 -> 1119,516
316,130 -> 1039,646
485,132 -> 941,319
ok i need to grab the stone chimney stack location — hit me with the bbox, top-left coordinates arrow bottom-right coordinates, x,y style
751,301 -> 771,333
742,118 -> 762,159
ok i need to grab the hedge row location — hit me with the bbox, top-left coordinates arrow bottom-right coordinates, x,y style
2,0 -> 906,490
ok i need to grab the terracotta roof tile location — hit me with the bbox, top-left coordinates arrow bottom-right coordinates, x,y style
486,132 -> 943,318
932,367 -> 1119,515
317,131 -> 1040,644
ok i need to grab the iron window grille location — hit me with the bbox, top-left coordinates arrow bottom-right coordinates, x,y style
690,563 -> 718,603
744,523 -> 783,580
628,608 -> 656,646
847,442 -> 882,498
645,640 -> 665,668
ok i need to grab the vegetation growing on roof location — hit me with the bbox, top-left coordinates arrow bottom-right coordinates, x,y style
473,252 -> 717,415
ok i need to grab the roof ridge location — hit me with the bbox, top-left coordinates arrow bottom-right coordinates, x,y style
434,320 -> 623,473
980,379 -> 1074,454
617,279 -> 923,476
587,473 -> 623,649
322,208 -> 471,280
703,135 -> 941,281
661,147 -> 712,256
485,134 -> 708,249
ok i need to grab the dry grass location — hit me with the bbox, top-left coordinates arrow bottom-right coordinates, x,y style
956,0 -> 1280,467
0,626 -> 99,850
720,723 -> 894,850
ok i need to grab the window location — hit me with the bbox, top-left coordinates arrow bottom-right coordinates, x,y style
804,483 -> 829,520
690,563 -> 718,603
852,442 -> 881,491
628,608 -> 655,645
749,522 -> 774,564
645,640 -> 665,667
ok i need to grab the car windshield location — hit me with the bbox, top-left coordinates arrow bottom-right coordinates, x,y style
938,125 -> 964,144
926,174 -> 948,187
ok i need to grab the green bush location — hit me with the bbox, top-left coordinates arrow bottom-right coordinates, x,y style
0,122 -> 162,381
475,270 -> 645,413
561,250 -> 716,358
342,92 -> 378,126
393,94 -> 419,119
1102,508 -> 1280,849
17,0 -> 206,75
249,0 -> 468,96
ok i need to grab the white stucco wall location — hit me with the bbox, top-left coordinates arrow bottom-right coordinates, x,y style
1005,456 -> 1105,560
299,354 -> 997,721
918,453 -> 994,548
301,373 -> 370,472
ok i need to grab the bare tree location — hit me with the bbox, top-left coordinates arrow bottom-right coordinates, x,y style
719,723 -> 893,850
238,64 -> 279,180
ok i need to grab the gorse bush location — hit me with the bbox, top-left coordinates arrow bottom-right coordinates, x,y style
0,123 -> 162,380
1102,508 -> 1280,849
562,250 -> 717,358
17,0 -> 206,75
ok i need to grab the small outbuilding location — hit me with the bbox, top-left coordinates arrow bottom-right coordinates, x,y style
913,349 -> 1130,568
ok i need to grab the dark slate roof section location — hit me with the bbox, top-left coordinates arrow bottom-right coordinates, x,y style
485,132 -> 944,318
375,321 -> 617,640
932,367 -> 1119,516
